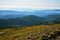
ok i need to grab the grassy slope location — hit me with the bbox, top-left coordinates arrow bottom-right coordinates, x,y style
0,24 -> 60,40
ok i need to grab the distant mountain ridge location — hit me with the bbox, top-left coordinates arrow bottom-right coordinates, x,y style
0,10 -> 60,29
0,10 -> 60,19
0,15 -> 44,29
0,10 -> 27,19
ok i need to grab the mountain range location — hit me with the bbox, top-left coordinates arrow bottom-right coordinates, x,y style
0,9 -> 60,19
0,10 -> 60,29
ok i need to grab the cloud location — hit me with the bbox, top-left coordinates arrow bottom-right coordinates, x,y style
0,0 -> 60,9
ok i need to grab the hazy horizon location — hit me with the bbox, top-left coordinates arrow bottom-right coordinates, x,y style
0,0 -> 60,16
0,0 -> 60,10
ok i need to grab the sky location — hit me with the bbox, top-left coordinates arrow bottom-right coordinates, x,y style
0,0 -> 60,10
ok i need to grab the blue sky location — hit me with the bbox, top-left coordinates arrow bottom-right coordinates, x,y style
0,0 -> 60,10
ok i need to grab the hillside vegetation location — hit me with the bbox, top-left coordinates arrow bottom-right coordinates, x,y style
0,24 -> 60,40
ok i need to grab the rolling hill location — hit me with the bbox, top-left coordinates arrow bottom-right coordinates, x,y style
0,15 -> 44,28
0,10 -> 60,40
0,10 -> 60,29
0,10 -> 26,19
0,9 -> 60,19
0,24 -> 60,40
0,14 -> 60,29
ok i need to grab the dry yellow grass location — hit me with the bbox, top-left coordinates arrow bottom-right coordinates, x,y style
0,24 -> 60,40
